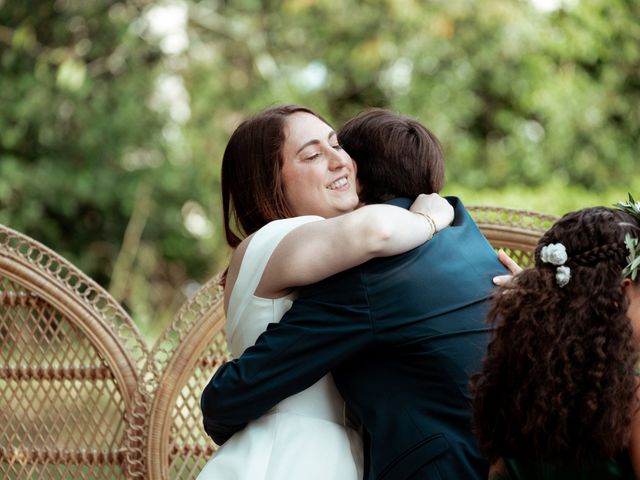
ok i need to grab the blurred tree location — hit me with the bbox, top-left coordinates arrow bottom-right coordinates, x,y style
184,0 -> 639,191
0,0 -> 226,339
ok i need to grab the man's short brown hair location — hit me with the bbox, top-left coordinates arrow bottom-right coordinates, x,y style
338,108 -> 445,204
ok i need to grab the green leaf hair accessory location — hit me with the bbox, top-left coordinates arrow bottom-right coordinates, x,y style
615,193 -> 640,217
615,193 -> 640,281
624,235 -> 640,280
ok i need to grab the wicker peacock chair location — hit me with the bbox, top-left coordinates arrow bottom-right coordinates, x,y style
0,224 -> 149,479
143,274 -> 227,479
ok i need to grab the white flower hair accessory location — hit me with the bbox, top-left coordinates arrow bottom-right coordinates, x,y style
555,266 -> 571,288
540,243 -> 571,288
540,243 -> 568,266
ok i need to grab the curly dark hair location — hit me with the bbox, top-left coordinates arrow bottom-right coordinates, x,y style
471,206 -> 640,465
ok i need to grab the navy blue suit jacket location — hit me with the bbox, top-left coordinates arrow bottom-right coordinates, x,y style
201,197 -> 507,479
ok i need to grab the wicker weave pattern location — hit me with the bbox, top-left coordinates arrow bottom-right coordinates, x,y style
144,275 -> 229,479
0,225 -> 148,479
0,206 -> 557,479
468,206 -> 557,268
0,226 -> 148,375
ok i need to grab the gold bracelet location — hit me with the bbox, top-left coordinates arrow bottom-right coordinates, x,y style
414,211 -> 437,237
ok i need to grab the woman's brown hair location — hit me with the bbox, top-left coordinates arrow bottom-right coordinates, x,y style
472,207 -> 640,465
221,105 -> 324,248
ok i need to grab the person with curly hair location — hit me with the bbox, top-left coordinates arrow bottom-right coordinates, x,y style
471,204 -> 640,479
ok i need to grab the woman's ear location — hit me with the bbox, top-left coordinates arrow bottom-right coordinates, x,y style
622,278 -> 640,307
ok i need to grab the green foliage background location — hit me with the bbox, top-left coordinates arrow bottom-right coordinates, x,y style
1,0 -> 638,341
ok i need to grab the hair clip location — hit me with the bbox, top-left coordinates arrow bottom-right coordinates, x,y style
540,243 -> 571,288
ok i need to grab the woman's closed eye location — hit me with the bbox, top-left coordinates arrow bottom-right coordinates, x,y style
304,152 -> 322,161
303,143 -> 342,160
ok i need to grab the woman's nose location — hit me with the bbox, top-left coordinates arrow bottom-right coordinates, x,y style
328,149 -> 349,169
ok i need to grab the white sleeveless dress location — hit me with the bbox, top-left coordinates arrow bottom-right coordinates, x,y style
197,216 -> 363,480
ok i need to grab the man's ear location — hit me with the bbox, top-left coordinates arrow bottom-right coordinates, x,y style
352,160 -> 361,194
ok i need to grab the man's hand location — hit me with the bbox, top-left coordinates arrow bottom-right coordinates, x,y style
493,249 -> 523,286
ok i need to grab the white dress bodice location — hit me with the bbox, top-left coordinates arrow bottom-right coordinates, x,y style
197,217 -> 363,480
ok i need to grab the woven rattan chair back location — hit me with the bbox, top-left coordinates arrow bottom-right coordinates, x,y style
468,206 -> 557,268
146,206 -> 557,479
0,225 -> 149,479
145,275 -> 228,479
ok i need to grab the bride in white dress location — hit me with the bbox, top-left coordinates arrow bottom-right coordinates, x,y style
197,105 -> 453,479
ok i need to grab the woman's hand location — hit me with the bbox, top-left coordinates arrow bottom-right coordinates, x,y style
488,458 -> 510,480
410,193 -> 454,233
493,249 -> 523,286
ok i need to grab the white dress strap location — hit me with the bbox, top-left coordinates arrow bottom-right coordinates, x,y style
225,216 -> 322,347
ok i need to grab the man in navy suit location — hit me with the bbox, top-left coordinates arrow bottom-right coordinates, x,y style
201,109 -> 507,479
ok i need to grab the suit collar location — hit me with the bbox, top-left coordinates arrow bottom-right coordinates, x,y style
383,197 -> 412,209
382,196 -> 462,210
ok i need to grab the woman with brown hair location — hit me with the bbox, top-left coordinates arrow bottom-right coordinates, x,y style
197,105 -> 453,479
472,200 -> 640,479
